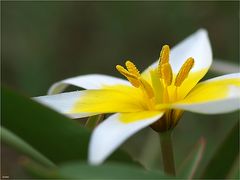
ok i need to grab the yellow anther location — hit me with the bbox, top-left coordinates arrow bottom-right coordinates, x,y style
116,65 -> 140,87
116,65 -> 136,79
161,63 -> 173,86
139,78 -> 154,99
157,45 -> 170,77
160,45 -> 170,64
175,57 -> 195,87
125,61 -> 141,77
116,62 -> 154,100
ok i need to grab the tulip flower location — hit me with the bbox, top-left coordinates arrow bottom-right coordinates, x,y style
34,29 -> 240,167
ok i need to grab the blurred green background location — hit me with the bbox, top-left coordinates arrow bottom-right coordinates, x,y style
1,1 -> 239,178
2,1 -> 239,96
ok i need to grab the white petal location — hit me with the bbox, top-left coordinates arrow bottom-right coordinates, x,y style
88,111 -> 164,165
33,91 -> 97,118
144,29 -> 212,73
210,59 -> 239,74
48,74 -> 130,95
202,73 -> 240,82
173,86 -> 240,114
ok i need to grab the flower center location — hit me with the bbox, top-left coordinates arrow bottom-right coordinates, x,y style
116,45 -> 195,108
116,45 -> 195,132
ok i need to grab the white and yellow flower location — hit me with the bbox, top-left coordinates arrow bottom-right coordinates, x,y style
34,29 -> 240,165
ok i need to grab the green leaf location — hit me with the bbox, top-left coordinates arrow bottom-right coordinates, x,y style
21,158 -> 60,178
23,160 -> 171,179
1,87 -> 141,165
201,121 -> 239,179
2,87 -> 90,163
227,154 -> 239,179
1,126 -> 55,167
178,137 -> 205,179
58,162 -> 170,179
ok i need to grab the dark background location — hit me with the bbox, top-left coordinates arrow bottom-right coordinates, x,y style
1,1 -> 239,177
2,1 -> 239,96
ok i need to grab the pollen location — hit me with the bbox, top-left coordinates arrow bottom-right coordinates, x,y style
160,45 -> 170,65
175,57 -> 195,87
161,63 -> 173,86
158,45 -> 170,77
125,60 -> 141,77
116,65 -> 140,87
116,61 -> 154,100
116,65 -> 137,79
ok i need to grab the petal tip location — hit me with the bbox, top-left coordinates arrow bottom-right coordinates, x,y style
197,28 -> 208,34
194,28 -> 210,39
88,146 -> 106,166
88,156 -> 102,166
193,28 -> 210,45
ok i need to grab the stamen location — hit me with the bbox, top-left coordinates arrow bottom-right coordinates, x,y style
160,63 -> 173,86
116,63 -> 154,99
157,45 -> 170,77
139,78 -> 154,98
163,87 -> 169,103
160,45 -> 170,65
125,61 -> 141,77
116,65 -> 140,87
175,57 -> 194,87
174,86 -> 178,101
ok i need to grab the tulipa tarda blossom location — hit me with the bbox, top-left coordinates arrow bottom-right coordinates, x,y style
34,29 -> 240,165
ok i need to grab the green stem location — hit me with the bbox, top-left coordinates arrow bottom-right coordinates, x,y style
159,130 -> 176,176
